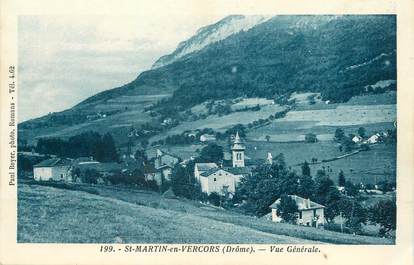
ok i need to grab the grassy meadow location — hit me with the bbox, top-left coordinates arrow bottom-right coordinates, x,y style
18,183 -> 393,244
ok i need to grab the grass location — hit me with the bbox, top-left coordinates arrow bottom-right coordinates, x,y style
18,183 -> 394,244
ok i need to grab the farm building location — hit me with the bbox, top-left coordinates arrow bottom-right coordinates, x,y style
33,158 -> 72,181
270,195 -> 325,228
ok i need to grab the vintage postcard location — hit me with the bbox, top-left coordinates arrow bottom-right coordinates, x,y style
1,0 -> 413,264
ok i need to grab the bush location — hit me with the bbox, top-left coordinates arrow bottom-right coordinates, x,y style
208,192 -> 222,207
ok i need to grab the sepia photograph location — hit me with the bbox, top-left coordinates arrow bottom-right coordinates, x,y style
15,14 -> 398,245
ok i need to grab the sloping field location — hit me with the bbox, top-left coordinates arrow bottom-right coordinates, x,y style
283,104 -> 395,127
245,140 -> 396,185
150,104 -> 286,143
18,184 -> 393,244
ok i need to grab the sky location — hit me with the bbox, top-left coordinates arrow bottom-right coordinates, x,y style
18,15 -> 223,122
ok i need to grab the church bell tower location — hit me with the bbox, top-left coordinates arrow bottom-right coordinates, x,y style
232,132 -> 245,168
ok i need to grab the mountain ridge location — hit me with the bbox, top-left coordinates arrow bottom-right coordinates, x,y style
19,15 -> 396,145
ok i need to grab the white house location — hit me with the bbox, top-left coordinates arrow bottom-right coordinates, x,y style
366,134 -> 380,144
200,134 -> 216,142
194,132 -> 250,196
270,195 -> 325,228
33,158 -> 72,181
198,168 -> 242,195
352,135 -> 363,143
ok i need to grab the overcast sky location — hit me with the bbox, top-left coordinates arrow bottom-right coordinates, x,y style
18,15 -> 222,122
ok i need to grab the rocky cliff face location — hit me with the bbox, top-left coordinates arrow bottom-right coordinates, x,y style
151,15 -> 272,69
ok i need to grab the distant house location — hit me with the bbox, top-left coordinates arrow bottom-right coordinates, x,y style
144,164 -> 162,186
156,164 -> 174,182
200,134 -> 216,142
154,149 -> 180,169
366,134 -> 380,144
270,195 -> 325,228
33,158 -> 72,181
352,135 -> 363,143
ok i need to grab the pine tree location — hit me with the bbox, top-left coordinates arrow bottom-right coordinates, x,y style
301,161 -> 311,176
338,170 -> 346,187
101,133 -> 119,162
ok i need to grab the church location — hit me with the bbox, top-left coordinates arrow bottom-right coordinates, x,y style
194,132 -> 252,196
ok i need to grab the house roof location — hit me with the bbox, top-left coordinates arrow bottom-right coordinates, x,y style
34,158 -> 72,168
224,166 -> 251,175
74,162 -> 123,172
74,157 -> 100,164
195,163 -> 218,172
156,164 -> 173,170
200,168 -> 221,177
270,195 -> 325,211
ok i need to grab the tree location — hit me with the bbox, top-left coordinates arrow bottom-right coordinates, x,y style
358,127 -> 366,138
370,199 -> 396,236
345,180 -> 359,197
314,174 -> 336,205
101,133 -> 119,162
301,161 -> 311,177
134,149 -> 147,167
200,143 -> 224,163
297,175 -> 315,199
334,128 -> 345,142
265,135 -> 271,142
82,169 -> 100,184
305,133 -> 318,143
208,192 -> 222,206
237,155 -> 299,216
338,170 -> 346,187
277,195 -> 299,223
341,136 -> 356,152
170,163 -> 202,200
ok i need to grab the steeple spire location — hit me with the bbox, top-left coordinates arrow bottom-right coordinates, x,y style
232,131 -> 245,167
234,131 -> 241,144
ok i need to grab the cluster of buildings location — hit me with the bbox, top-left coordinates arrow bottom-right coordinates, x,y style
351,131 -> 390,144
31,131 -> 325,229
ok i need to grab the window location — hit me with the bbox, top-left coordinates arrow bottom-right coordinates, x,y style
60,174 -> 64,179
213,178 -> 217,181
299,211 -> 302,219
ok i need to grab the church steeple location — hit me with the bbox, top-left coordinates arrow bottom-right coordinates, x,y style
232,132 -> 245,168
